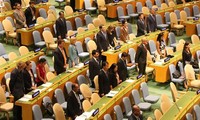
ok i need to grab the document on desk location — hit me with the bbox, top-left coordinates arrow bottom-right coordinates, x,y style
126,79 -> 136,83
74,63 -> 84,69
154,59 -> 165,65
19,94 -> 32,102
106,90 -> 119,97
41,82 -> 52,88
75,109 -> 95,120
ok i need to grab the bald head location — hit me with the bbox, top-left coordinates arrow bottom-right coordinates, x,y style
133,105 -> 141,116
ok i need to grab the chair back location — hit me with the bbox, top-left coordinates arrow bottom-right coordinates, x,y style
146,0 -> 152,9
82,100 -> 92,111
168,32 -> 176,44
88,23 -> 95,30
117,6 -> 125,18
0,43 -> 7,56
39,8 -> 47,19
115,26 -> 121,39
168,1 -> 175,7
169,64 -> 176,79
93,18 -> 101,27
127,4 -> 134,15
48,9 -> 57,19
0,57 -> 6,65
80,84 -> 92,100
53,103 -> 66,120
174,9 -> 180,19
186,113 -> 193,120
0,86 -> 6,103
132,89 -> 141,105
149,40 -> 157,54
165,12 -> 170,24
170,12 -> 178,28
84,0 -> 92,9
129,48 -> 136,63
161,3 -> 168,10
194,104 -> 200,120
65,6 -> 74,16
142,7 -> 149,15
8,52 -> 17,60
114,105 -> 124,120
136,2 -> 142,13
87,40 -> 97,53
160,101 -> 171,114
147,117 -> 153,120
91,93 -> 100,104
42,96 -> 52,108
156,14 -> 163,25
43,31 -> 55,45
180,10 -> 187,22
191,34 -> 200,44
140,82 -> 149,99
176,42 -> 184,52
85,15 -> 93,26
184,64 -> 195,80
197,24 -> 200,36
184,7 -> 191,17
170,82 -> 178,102
75,41 -> 84,54
36,17 -> 46,24
54,89 -> 65,105
19,46 -> 29,56
77,27 -> 85,34
75,17 -> 83,29
33,30 -> 42,44
46,72 -> 56,81
47,13 -> 56,21
93,75 -> 99,92
155,0 -> 161,7
66,21 -> 73,31
97,0 -> 105,7
31,61 -> 37,76
154,109 -> 163,120
2,19 -> 14,34
127,23 -> 133,34
161,94 -> 171,105
123,97 -> 132,116
65,82 -> 72,94
196,50 -> 200,62
77,75 -> 88,85
32,104 -> 43,120
4,2 -> 12,11
104,114 -> 112,120
193,5 -> 200,16
98,14 -> 106,26
49,5 -> 56,11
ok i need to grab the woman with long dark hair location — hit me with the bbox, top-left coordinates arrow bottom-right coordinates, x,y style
182,42 -> 192,67
156,32 -> 166,58
108,63 -> 122,88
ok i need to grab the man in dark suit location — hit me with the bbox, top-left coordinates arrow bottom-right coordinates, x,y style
98,61 -> 111,97
117,52 -> 128,81
136,13 -> 146,37
89,50 -> 101,88
129,105 -> 143,120
135,38 -> 148,75
147,9 -> 157,33
70,0 -> 76,11
53,39 -> 68,75
96,25 -> 110,53
25,1 -> 36,27
55,11 -> 67,39
10,61 -> 26,120
67,84 -> 83,120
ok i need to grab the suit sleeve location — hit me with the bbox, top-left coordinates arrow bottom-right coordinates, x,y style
147,16 -> 151,32
135,46 -> 141,63
137,21 -> 145,33
67,95 -> 77,117
96,34 -> 102,51
89,60 -> 94,78
9,71 -> 16,94
98,72 -> 104,95
23,71 -> 31,91
55,20 -> 61,37
53,50 -> 64,67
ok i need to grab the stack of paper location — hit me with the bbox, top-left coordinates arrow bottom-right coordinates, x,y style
126,79 -> 136,83
106,91 -> 119,97
75,110 -> 95,120
74,63 -> 84,69
41,82 -> 52,88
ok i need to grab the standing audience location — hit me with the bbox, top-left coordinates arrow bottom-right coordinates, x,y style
120,20 -> 129,43
156,32 -> 167,58
98,61 -> 111,97
36,58 -> 47,86
135,38 -> 148,75
10,61 -> 26,120
108,63 -> 122,88
182,42 -> 192,67
147,9 -> 157,33
89,50 -> 101,88
24,1 -> 36,27
137,13 -> 146,37
53,39 -> 68,75
107,25 -> 117,47
55,11 -> 67,39
68,37 -> 79,68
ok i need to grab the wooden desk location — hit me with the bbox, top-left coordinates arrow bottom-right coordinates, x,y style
0,51 -> 44,84
0,3 -> 50,22
184,20 -> 200,36
17,12 -> 86,46
75,0 -> 93,10
16,65 -> 88,120
86,77 -> 145,120
149,44 -> 200,83
160,91 -> 200,120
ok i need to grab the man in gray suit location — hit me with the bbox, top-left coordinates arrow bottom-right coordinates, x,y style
147,9 -> 157,33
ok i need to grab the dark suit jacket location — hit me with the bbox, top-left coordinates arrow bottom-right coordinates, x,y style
67,91 -> 82,119
107,31 -> 116,47
96,31 -> 109,52
89,57 -> 100,81
108,72 -> 118,88
136,19 -> 146,37
9,68 -> 24,101
135,44 -> 147,64
25,6 -> 36,26
98,69 -> 111,96
128,114 -> 143,120
22,69 -> 35,94
147,14 -> 157,33
70,0 -> 76,11
182,49 -> 192,66
117,58 -> 128,81
53,47 -> 68,75
55,18 -> 67,39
